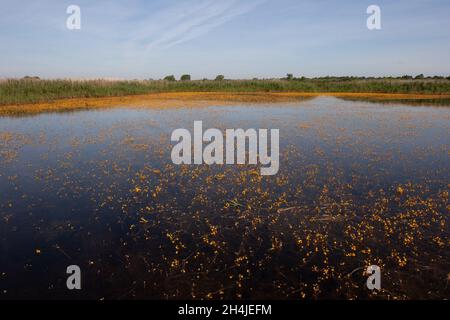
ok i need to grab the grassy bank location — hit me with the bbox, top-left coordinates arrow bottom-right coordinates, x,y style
2,78 -> 450,105
2,92 -> 450,116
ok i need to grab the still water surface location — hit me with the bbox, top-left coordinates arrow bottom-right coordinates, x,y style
0,97 -> 448,299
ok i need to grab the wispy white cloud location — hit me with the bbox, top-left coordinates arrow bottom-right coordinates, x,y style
128,0 -> 266,51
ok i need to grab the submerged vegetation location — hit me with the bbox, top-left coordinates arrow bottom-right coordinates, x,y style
2,77 -> 450,106
0,98 -> 448,299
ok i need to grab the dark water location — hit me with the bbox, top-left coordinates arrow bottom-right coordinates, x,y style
0,97 -> 449,299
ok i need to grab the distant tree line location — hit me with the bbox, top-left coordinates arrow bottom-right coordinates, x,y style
159,74 -> 450,82
281,73 -> 450,81
162,74 -> 226,81
19,74 -> 450,82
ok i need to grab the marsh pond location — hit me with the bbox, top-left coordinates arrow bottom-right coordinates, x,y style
0,96 -> 449,299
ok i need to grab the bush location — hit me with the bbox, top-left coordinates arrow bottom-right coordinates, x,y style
163,75 -> 176,81
180,74 -> 191,81
23,76 -> 40,80
215,75 -> 225,81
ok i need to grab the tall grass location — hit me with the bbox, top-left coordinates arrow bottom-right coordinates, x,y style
1,78 -> 450,105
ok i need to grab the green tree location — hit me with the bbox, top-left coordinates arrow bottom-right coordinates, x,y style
415,74 -> 424,80
164,75 -> 176,81
180,74 -> 191,81
215,75 -> 225,81
286,73 -> 294,80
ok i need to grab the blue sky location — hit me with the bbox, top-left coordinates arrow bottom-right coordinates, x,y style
1,0 -> 450,79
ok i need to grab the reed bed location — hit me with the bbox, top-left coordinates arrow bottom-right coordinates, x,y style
2,78 -> 450,105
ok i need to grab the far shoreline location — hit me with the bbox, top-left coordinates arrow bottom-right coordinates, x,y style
1,91 -> 450,116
